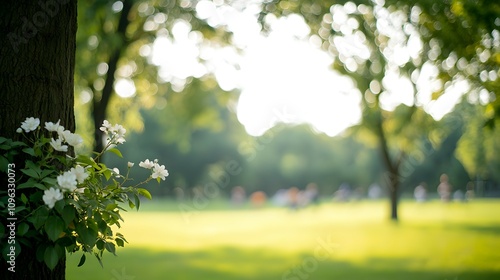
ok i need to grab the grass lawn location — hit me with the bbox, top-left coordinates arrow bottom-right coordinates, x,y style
66,199 -> 500,280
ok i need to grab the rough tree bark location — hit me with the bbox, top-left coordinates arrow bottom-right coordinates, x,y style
0,0 -> 77,279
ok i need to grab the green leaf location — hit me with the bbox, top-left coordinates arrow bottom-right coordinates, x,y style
0,156 -> 9,173
76,154 -> 100,169
44,246 -> 59,270
0,137 -> 7,144
40,169 -> 55,178
54,199 -> 66,214
45,216 -> 65,242
105,242 -> 116,255
33,183 -> 46,190
20,193 -> 28,204
17,178 -> 37,190
137,188 -> 152,200
134,194 -> 141,210
17,223 -> 29,236
96,239 -> 105,250
41,177 -> 57,186
98,220 -> 109,235
61,205 -> 76,227
107,147 -> 123,158
21,168 -> 40,179
77,254 -> 86,267
28,207 -> 49,230
0,144 -> 11,150
95,253 -> 103,268
26,160 -> 42,174
115,238 -> 125,247
105,203 -> 118,211
36,244 -> 46,262
116,232 -> 128,243
76,223 -> 98,247
103,169 -> 112,180
22,147 -> 36,156
128,199 -> 135,209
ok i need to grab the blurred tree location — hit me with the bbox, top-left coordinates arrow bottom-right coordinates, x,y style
75,0 -> 231,153
456,101 -> 500,188
385,0 -> 500,125
258,0 -> 498,220
260,0 -> 426,220
0,0 -> 78,278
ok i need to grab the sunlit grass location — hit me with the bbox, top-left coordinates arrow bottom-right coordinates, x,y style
66,199 -> 500,280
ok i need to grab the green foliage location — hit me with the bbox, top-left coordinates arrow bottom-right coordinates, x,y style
0,118 -> 168,270
457,102 -> 500,182
74,0 -> 232,151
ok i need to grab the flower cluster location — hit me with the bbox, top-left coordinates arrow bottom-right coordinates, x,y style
15,117 -> 169,210
18,118 -> 83,152
100,120 -> 126,144
139,159 -> 169,181
43,165 -> 90,208
2,117 -> 169,270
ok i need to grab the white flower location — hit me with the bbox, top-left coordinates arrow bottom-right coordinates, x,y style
43,187 -> 63,209
16,128 -> 23,133
115,136 -> 126,144
50,138 -> 68,152
139,159 -> 155,169
100,120 -> 112,133
111,124 -> 126,136
20,117 -> 40,132
112,167 -> 120,177
45,120 -> 62,132
57,171 -> 77,192
70,165 -> 89,184
75,187 -> 85,194
111,124 -> 126,144
61,130 -> 83,147
127,162 -> 134,168
152,164 -> 169,181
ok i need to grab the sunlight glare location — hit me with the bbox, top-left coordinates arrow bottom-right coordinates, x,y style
115,78 -> 136,98
236,15 -> 361,136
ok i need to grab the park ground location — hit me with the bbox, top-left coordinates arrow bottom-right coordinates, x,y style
66,199 -> 500,280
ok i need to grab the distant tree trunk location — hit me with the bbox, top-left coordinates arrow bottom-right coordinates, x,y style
0,0 -> 77,279
92,0 -> 133,154
375,113 -> 401,221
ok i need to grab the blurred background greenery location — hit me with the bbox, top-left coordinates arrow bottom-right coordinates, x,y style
66,0 -> 500,278
73,0 -> 500,209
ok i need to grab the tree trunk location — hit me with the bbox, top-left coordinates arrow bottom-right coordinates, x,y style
375,112 -> 400,221
92,0 -> 133,154
0,0 -> 77,279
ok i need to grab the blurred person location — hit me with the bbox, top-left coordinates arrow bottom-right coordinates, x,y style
334,183 -> 351,202
453,189 -> 465,202
465,182 -> 475,201
304,183 -> 319,205
287,187 -> 300,210
249,191 -> 267,207
437,174 -> 452,202
368,183 -> 382,200
414,182 -> 427,203
271,189 -> 289,207
352,187 -> 364,201
173,187 -> 185,201
231,186 -> 246,206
